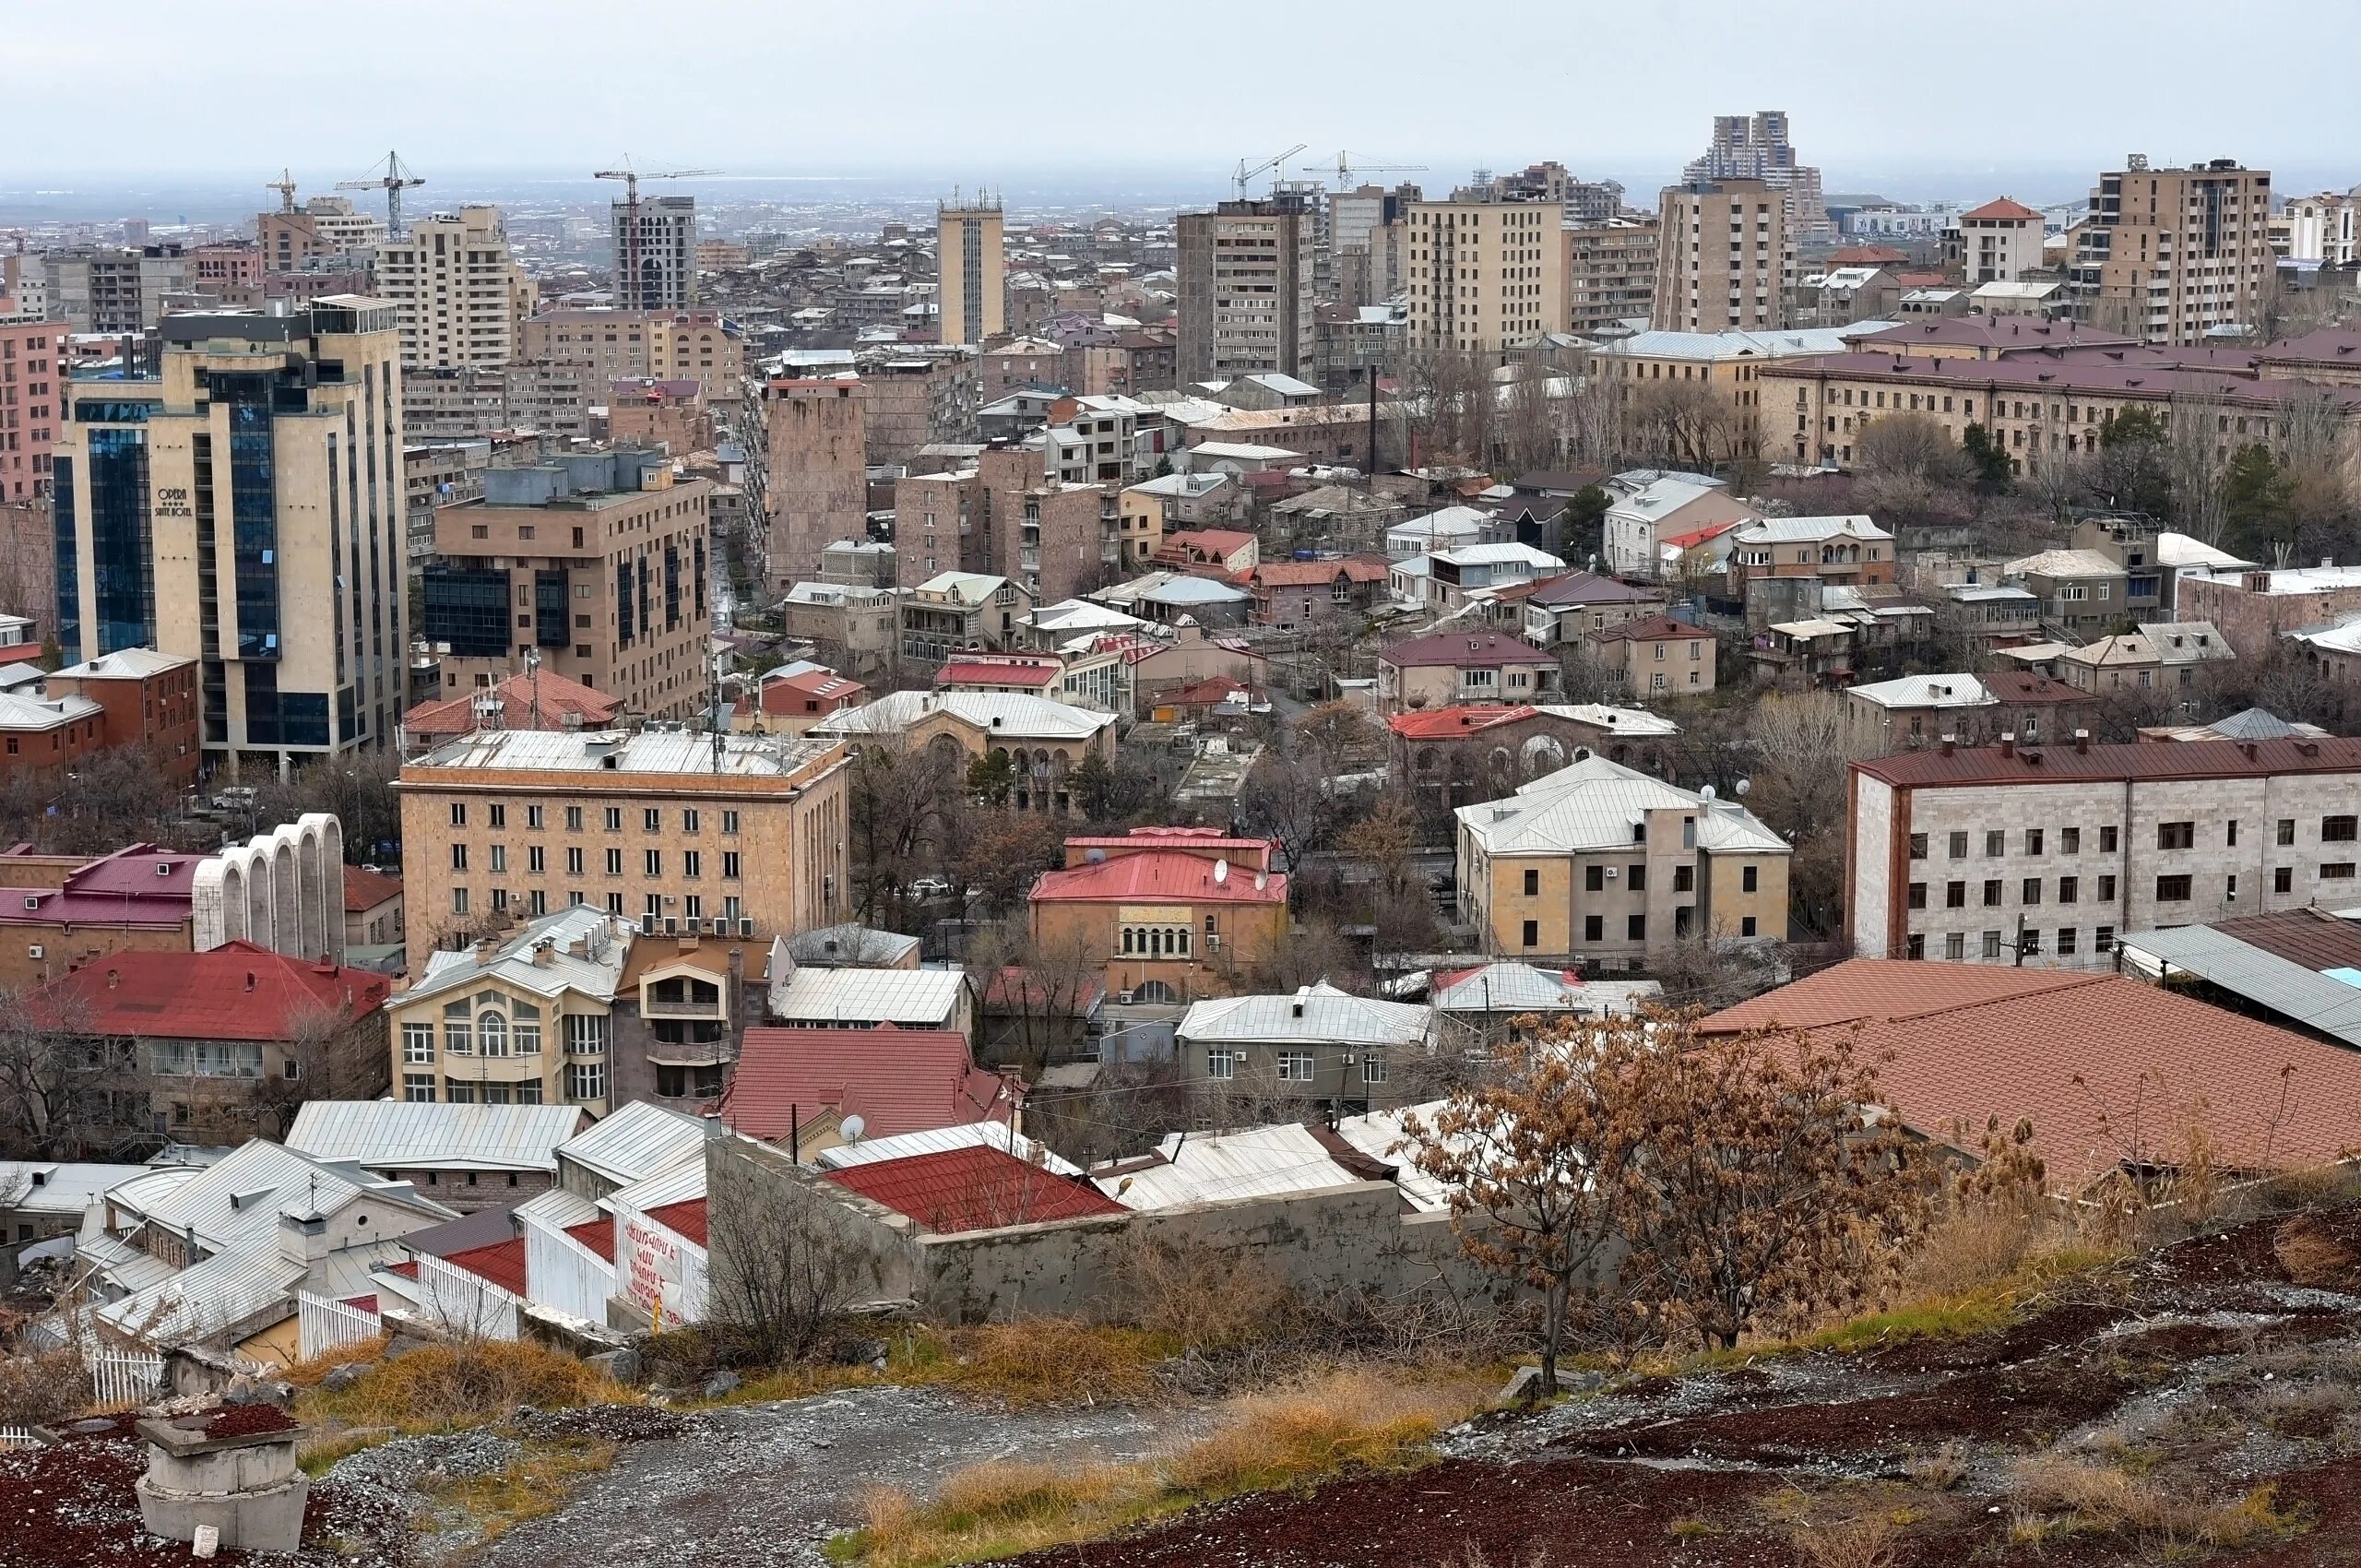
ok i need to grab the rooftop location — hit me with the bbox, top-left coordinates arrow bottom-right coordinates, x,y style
404,905 -> 635,1008
810,689 -> 1115,742
1848,674 -> 1995,710
1588,613 -> 1715,645
1032,845 -> 1286,907
1180,983 -> 1432,1049
1380,630 -> 1555,669
767,965 -> 967,1028
342,864 -> 401,913
827,1145 -> 1123,1234
1458,754 -> 1787,857
34,942 -> 390,1040
726,1026 -> 1012,1143
405,729 -> 843,780
286,1101 -> 590,1175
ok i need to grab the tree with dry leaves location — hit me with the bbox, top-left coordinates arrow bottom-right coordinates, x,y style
1615,1024 -> 1927,1349
1402,1016 -> 1651,1395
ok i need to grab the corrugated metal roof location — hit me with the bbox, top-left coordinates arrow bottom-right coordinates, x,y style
286,1102 -> 591,1175
558,1100 -> 709,1188
405,906 -> 636,1007
2118,925 -> 2361,1047
124,1140 -> 454,1257
815,1122 -> 1081,1177
608,1153 -> 707,1214
1848,673 -> 1994,709
0,1161 -> 151,1218
514,1186 -> 603,1230
1095,1124 -> 1350,1209
1456,754 -> 1786,856
1732,514 -> 1891,544
1430,963 -> 1664,1017
769,967 -> 967,1028
810,689 -> 1115,742
1180,984 -> 1433,1049
409,727 -> 843,778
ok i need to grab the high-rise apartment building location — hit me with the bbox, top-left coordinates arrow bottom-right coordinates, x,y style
421,447 -> 713,721
611,195 -> 697,311
44,245 -> 190,334
258,196 -> 386,274
374,205 -> 540,370
936,199 -> 1005,347
1175,198 -> 1315,384
1682,111 -> 1829,244
1652,179 -> 1794,333
764,378 -> 867,592
1565,219 -> 1661,336
2070,156 -> 2272,345
0,313 -> 65,502
1405,194 -> 1568,356
52,298 -> 407,778
976,445 -> 1103,606
1329,184 -> 1419,309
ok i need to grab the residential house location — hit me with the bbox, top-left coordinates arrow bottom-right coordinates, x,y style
1378,631 -> 1558,715
0,842 -> 208,991
41,648 -> 202,789
780,923 -> 922,970
722,1025 -> 1014,1155
1726,516 -> 1896,619
2058,621 -> 2235,695
1155,529 -> 1258,576
1421,543 -> 1568,613
1385,505 -> 1496,560
729,668 -> 869,736
1028,828 -> 1289,1004
1117,623 -> 1270,715
1941,583 -> 2042,650
1454,755 -> 1791,966
343,866 -> 405,952
398,668 -> 625,757
1091,571 -> 1253,628
765,962 -> 973,1039
1516,573 -> 1667,647
1247,556 -> 1392,629
1179,984 -> 1434,1117
899,572 -> 1035,671
283,1100 -> 591,1213
1388,702 -> 1680,814
780,582 -> 897,686
1584,613 -> 1718,698
1425,961 -> 1663,1044
810,690 -> 1117,813
1599,470 -> 1762,580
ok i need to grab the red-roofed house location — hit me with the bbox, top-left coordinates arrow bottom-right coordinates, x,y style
721,1024 -> 1016,1152
1029,828 -> 1288,1003
730,667 -> 869,736
343,864 -> 404,950
1385,702 -> 1680,812
932,654 -> 1063,696
0,841 -> 208,990
398,669 -> 624,755
1155,529 -> 1259,576
825,1145 -> 1125,1234
22,942 -> 392,1151
1247,555 -> 1391,629
1951,197 -> 2044,284
1697,957 -> 2361,1194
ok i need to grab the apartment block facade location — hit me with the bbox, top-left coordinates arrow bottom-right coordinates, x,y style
612,195 -> 698,311
257,196 -> 384,274
936,200 -> 1005,347
0,313 -> 65,502
764,378 -> 867,590
1566,220 -> 1661,337
1405,194 -> 1569,355
1175,199 -> 1315,384
516,308 -> 745,408
2070,157 -> 2271,345
52,298 -> 407,778
421,447 -> 714,721
374,205 -> 540,370
1848,736 -> 2361,968
394,727 -> 851,975
1652,179 -> 1793,333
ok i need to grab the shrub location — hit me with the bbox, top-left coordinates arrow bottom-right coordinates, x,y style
0,1343 -> 87,1427
1160,1368 -> 1482,1495
1792,1515 -> 1898,1568
2273,1214 -> 2360,1289
2009,1455 -> 2305,1551
929,1321 -> 1172,1408
303,1339 -> 625,1431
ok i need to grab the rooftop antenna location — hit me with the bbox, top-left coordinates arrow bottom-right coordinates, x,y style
336,150 -> 425,237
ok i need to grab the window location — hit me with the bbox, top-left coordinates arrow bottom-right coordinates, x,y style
2227,821 -> 2239,848
566,847 -> 584,875
1985,830 -> 2004,857
2327,816 -> 2359,843
2157,822 -> 2195,850
479,1011 -> 508,1056
643,809 -> 661,833
722,851 -> 742,879
604,806 -> 623,831
449,802 -> 467,827
1584,915 -> 1603,942
443,1006 -> 472,1055
528,805 -> 543,830
1627,865 -> 1646,891
1206,1049 -> 1235,1081
1741,865 -> 1759,893
1944,932 -> 1965,960
567,806 -> 584,831
489,845 -> 507,873
511,1000 -> 541,1054
1362,1054 -> 1388,1086
2058,876 -> 2078,904
1948,831 -> 1968,859
451,888 -> 469,915
1523,869 -> 1539,897
402,1024 -> 434,1063
1983,880 -> 2002,907
488,804 -> 506,829
451,844 -> 469,872
722,810 -> 740,835
2056,927 -> 2079,957
1627,913 -> 1646,941
1906,883 -> 1928,910
683,850 -> 702,880
1944,881 -> 1965,908
2155,874 -> 2193,902
528,846 -> 545,873
1741,916 -> 1757,936
644,849 -> 662,878
682,809 -> 700,834
2278,818 -> 2297,846
604,848 -> 623,876
2324,863 -> 2358,881
2025,829 -> 2044,855
2060,827 -> 2081,855
565,1061 -> 607,1103
1585,865 -> 1605,892
2099,826 -> 2118,853
2021,878 -> 2042,905
2275,866 -> 2295,894
1277,1051 -> 1316,1083
1674,865 -> 1694,893
1908,833 -> 1928,860
1983,930 -> 2003,959
2098,874 -> 2117,901
1521,920 -> 1538,948
1905,934 -> 1926,959
2095,925 -> 2115,953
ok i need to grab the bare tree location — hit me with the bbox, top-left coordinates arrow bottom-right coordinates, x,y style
255,998 -> 392,1138
0,987 -> 122,1160
846,740 -> 968,927
970,925 -> 1103,1075
705,1143 -> 878,1362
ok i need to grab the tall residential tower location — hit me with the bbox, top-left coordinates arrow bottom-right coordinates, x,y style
936,197 -> 1004,347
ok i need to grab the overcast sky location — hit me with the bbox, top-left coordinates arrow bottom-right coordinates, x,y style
15,0 -> 2360,204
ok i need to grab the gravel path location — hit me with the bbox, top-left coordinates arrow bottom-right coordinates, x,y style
485,1385 -> 1192,1568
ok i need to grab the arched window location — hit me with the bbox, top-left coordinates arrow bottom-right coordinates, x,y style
479,1011 -> 509,1057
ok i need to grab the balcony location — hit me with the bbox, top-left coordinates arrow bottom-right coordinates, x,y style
642,979 -> 724,1019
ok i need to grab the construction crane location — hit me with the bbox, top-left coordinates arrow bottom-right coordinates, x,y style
595,161 -> 721,307
265,169 -> 300,215
1233,144 -> 1308,200
336,150 -> 425,237
1303,150 -> 1429,187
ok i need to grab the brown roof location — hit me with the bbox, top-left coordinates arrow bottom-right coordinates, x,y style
342,864 -> 401,914
1252,555 -> 1390,588
1765,351 -> 2360,410
1853,318 -> 2138,354
1977,671 -> 2085,705
1856,734 -> 2361,790
2204,909 -> 2361,975
1698,958 -> 2361,1189
1962,197 -> 2041,221
403,669 -> 623,739
1378,630 -> 1555,670
1589,613 -> 1714,646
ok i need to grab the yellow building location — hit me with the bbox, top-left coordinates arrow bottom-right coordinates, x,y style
395,727 -> 850,974
937,199 -> 1006,347
1454,755 -> 1788,966
374,205 -> 539,370
1028,829 -> 1291,1003
1406,193 -> 1568,356
1652,178 -> 1792,333
810,690 -> 1116,814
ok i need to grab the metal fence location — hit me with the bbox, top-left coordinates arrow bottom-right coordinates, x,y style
297,1291 -> 384,1361
89,1348 -> 164,1411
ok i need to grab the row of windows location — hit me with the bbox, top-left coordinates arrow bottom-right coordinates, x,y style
1910,816 -> 2355,861
1904,927 -> 2116,961
1909,865 -> 2351,910
448,802 -> 742,835
448,844 -> 741,878
1204,1049 -> 1387,1086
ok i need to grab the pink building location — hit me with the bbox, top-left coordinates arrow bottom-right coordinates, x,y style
0,315 -> 65,502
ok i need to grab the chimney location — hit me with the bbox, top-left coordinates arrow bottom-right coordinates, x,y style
2074,729 -> 2090,754
1940,734 -> 1954,756
2000,731 -> 2015,758
106,968 -> 119,989
244,971 -> 257,992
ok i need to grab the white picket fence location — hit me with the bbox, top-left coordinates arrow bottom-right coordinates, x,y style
297,1291 -> 384,1361
89,1348 -> 164,1410
0,1426 -> 42,1449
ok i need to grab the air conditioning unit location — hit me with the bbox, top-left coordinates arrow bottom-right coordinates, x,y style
1604,867 -> 1619,880
663,917 -> 679,935
737,918 -> 755,938
1117,989 -> 1136,1005
1206,933 -> 1222,951
639,913 -> 658,934
26,944 -> 42,960
1342,1052 -> 1358,1065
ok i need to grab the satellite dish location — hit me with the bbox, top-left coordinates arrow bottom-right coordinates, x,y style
1213,858 -> 1228,884
1699,785 -> 1716,801
1735,778 -> 1751,796
840,1114 -> 866,1145
1085,848 -> 1108,863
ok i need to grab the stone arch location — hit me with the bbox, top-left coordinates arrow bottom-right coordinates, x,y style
1522,734 -> 1568,775
293,822 -> 326,960
268,836 -> 301,956
243,848 -> 274,947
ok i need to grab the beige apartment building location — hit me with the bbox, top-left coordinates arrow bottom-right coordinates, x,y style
1566,219 -> 1661,336
1652,178 -> 1794,333
517,308 -> 746,407
894,468 -> 979,585
765,378 -> 868,590
421,447 -> 714,721
52,298 -> 408,778
2070,157 -> 2271,345
373,205 -> 540,371
1176,198 -> 1316,384
257,196 -> 384,273
937,199 -> 1005,347
1405,195 -> 1568,357
395,726 -> 851,973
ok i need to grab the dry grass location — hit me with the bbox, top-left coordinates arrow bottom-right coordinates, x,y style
421,1439 -> 617,1543
2273,1214 -> 2361,1289
831,1367 -> 1489,1567
920,1320 -> 1176,1408
299,1339 -> 635,1433
1791,1515 -> 1899,1568
2008,1455 -> 2307,1553
0,1342 -> 89,1427
277,1334 -> 392,1389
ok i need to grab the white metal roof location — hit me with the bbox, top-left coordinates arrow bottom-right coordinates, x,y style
1457,754 -> 1788,857
769,966 -> 967,1028
811,688 -> 1115,743
1429,963 -> 1664,1017
405,906 -> 636,1008
558,1100 -> 709,1189
1432,542 -> 1565,569
816,1122 -> 1080,1176
0,1161 -> 151,1218
1532,703 -> 1682,737
1847,673 -> 1996,709
121,1139 -> 454,1257
1094,1123 -> 1364,1209
1179,984 -> 1433,1049
285,1101 -> 590,1175
607,1152 -> 706,1215
2156,532 -> 2254,571
411,728 -> 842,778
1732,514 -> 1892,544
2006,548 -> 2121,578
514,1186 -> 604,1230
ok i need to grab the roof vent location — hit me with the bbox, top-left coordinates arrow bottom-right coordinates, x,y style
155,861 -> 173,877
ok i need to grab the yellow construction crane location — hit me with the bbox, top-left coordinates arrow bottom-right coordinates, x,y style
265,169 -> 300,214
595,161 -> 722,306
336,151 -> 424,236
1303,150 -> 1429,186
1233,144 -> 1308,201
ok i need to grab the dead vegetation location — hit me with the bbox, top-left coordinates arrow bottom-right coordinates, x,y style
2004,1455 -> 2304,1555
299,1339 -> 634,1433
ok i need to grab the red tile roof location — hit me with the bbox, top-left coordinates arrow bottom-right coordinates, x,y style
825,1146 -> 1126,1234
1832,245 -> 1909,266
1032,849 -> 1287,906
403,670 -> 623,740
1163,529 -> 1256,555
32,942 -> 391,1039
1698,959 -> 2361,1189
564,1218 -> 615,1262
1387,704 -> 1540,741
1963,197 -> 2041,221
736,669 -> 867,717
723,1025 -> 1014,1143
1589,613 -> 1714,645
342,864 -> 401,914
1252,555 -> 1390,588
1379,630 -> 1554,670
935,658 -> 1060,689
441,1236 -> 528,1297
1160,676 -> 1252,707
1658,519 -> 1745,551
644,1197 -> 708,1248
1856,735 -> 2361,790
